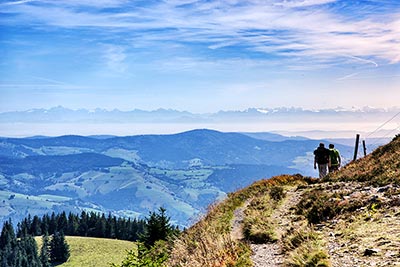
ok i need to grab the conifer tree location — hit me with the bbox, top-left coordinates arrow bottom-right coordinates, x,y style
0,220 -> 17,267
67,212 -> 79,236
16,235 -> 42,267
41,214 -> 50,235
140,207 -> 174,248
49,232 -> 70,264
31,216 -> 42,236
57,212 -> 68,234
0,220 -> 15,248
49,212 -> 58,235
40,234 -> 51,267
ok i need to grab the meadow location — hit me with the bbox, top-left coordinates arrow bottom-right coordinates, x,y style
35,236 -> 135,267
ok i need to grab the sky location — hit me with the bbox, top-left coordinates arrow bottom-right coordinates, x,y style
1,0 -> 400,114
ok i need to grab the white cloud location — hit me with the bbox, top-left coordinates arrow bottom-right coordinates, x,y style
274,0 -> 338,8
1,0 -> 34,6
1,0 -> 400,66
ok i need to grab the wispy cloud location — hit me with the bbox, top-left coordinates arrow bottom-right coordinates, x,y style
0,76 -> 88,90
30,75 -> 70,85
337,72 -> 360,81
345,55 -> 378,67
1,0 -> 400,68
1,0 -> 34,6
102,44 -> 127,73
274,0 -> 338,8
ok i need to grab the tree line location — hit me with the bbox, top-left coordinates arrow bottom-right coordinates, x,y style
16,211 -> 147,242
1,208 -> 180,267
0,220 -> 69,267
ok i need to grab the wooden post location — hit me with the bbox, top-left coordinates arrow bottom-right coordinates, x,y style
362,140 -> 367,157
353,134 -> 360,161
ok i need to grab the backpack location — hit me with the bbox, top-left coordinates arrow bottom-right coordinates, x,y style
314,147 -> 329,164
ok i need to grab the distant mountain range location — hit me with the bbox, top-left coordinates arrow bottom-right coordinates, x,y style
2,106 -> 399,138
1,106 -> 398,123
0,129 -> 354,226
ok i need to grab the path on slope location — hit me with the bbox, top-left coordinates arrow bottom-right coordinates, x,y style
231,186 -> 304,267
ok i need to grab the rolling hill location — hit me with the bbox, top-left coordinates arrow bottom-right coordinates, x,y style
0,129 -> 352,226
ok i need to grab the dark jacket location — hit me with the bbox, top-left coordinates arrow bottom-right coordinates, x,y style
314,147 -> 330,164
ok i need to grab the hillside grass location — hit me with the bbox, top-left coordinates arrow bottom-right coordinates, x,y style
326,134 -> 400,185
167,174 -> 309,266
114,135 -> 400,266
35,236 -> 135,267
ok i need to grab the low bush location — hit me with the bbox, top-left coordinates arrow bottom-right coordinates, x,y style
269,185 -> 286,201
296,190 -> 340,224
243,218 -> 277,244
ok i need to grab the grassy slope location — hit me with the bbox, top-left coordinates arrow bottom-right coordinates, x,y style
328,134 -> 400,185
166,135 -> 400,266
167,174 -> 309,266
36,236 -> 135,267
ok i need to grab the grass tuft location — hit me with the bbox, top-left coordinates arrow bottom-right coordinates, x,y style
285,240 -> 330,267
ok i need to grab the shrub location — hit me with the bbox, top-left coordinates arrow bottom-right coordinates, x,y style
296,190 -> 340,224
269,186 -> 286,201
243,218 -> 277,244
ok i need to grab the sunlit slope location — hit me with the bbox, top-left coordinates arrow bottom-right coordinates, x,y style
35,236 -> 135,267
329,134 -> 400,185
165,135 -> 400,266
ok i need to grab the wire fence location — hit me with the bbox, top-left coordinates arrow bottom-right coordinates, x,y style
352,111 -> 400,160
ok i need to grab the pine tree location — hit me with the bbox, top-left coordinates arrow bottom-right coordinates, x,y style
94,214 -> 106,238
41,214 -> 50,236
49,212 -> 58,235
57,212 -> 68,234
0,220 -> 15,248
105,213 -> 115,239
31,216 -> 42,236
40,234 -> 51,267
140,207 -> 174,248
49,232 -> 70,264
17,235 -> 42,267
67,212 -> 79,236
78,211 -> 88,236
0,220 -> 17,267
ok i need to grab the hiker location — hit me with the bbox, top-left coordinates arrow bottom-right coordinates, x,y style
313,143 -> 330,178
328,144 -> 341,173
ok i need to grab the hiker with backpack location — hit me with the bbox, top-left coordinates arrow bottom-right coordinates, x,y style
313,143 -> 330,178
328,143 -> 341,172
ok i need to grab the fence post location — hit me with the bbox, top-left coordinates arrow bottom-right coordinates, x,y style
362,140 -> 367,157
353,134 -> 360,161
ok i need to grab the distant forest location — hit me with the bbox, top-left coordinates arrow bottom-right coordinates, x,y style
16,211 -> 146,241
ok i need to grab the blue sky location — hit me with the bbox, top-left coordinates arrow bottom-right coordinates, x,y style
1,0 -> 400,113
